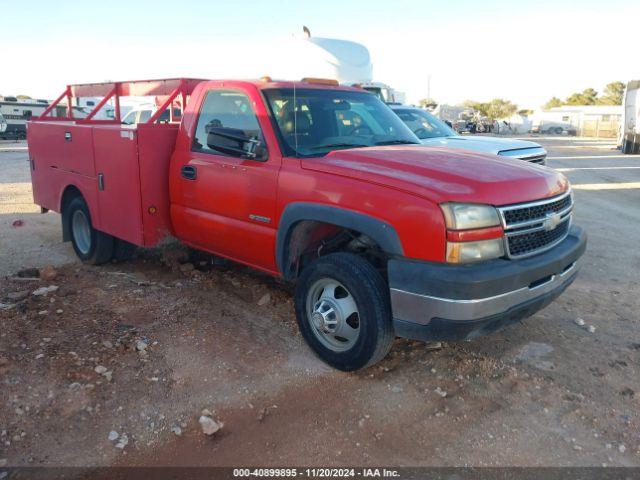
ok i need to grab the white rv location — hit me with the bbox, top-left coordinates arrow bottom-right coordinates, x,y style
0,112 -> 7,135
621,80 -> 640,154
74,97 -> 115,120
0,96 -> 95,138
0,97 -> 50,138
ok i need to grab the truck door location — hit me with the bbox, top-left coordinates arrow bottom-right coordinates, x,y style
170,87 -> 281,272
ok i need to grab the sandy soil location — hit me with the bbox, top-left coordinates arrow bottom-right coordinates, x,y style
0,138 -> 638,468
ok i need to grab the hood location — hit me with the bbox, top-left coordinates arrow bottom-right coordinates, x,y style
420,135 -> 542,155
301,145 -> 568,205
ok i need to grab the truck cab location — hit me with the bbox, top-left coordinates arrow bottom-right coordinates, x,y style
27,78 -> 586,371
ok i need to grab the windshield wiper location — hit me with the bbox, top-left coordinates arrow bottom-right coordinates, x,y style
310,143 -> 369,151
374,139 -> 420,146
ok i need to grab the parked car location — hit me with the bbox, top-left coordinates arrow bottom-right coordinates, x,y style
27,78 -> 586,371
392,105 -> 548,164
121,105 -> 182,125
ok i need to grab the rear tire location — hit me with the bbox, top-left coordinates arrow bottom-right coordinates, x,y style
113,239 -> 137,262
66,196 -> 114,265
294,253 -> 395,371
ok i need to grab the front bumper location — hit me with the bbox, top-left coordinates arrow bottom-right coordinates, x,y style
389,225 -> 587,342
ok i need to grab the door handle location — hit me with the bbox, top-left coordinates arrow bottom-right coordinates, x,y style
181,165 -> 197,180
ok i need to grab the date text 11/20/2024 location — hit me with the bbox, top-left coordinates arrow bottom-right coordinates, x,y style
233,468 -> 401,477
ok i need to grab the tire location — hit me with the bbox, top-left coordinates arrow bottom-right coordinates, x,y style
113,239 -> 137,262
554,127 -> 563,135
622,139 -> 633,154
294,253 -> 395,371
66,196 -> 114,264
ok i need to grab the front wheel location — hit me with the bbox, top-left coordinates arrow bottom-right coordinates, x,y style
66,196 -> 114,264
294,253 -> 395,371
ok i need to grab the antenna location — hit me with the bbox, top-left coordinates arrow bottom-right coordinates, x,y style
293,81 -> 298,156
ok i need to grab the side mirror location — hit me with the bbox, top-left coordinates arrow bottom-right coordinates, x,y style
205,124 -> 267,160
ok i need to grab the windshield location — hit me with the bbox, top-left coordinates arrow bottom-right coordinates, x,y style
121,110 -> 137,125
393,108 -> 457,139
263,88 -> 419,158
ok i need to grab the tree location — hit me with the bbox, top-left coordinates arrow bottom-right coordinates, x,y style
485,99 -> 518,120
543,97 -> 563,110
464,99 -> 518,121
518,109 -> 534,117
598,81 -> 625,105
418,98 -> 438,110
565,88 -> 598,106
16,95 -> 32,100
462,100 -> 488,120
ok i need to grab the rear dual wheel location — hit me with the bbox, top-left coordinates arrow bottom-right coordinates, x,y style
294,253 -> 395,371
66,196 -> 136,264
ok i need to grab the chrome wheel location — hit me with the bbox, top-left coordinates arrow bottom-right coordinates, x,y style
306,278 -> 360,352
72,210 -> 91,255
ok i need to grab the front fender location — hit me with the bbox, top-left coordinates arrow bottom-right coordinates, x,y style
276,202 -> 404,279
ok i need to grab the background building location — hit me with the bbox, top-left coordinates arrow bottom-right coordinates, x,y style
532,105 -> 623,138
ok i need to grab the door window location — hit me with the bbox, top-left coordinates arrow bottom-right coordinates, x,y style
192,90 -> 266,160
138,110 -> 152,123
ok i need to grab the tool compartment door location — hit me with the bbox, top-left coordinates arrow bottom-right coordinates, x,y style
92,127 -> 143,245
28,122 -> 97,211
137,123 -> 179,246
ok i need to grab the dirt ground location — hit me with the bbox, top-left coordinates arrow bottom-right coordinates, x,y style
0,137 -> 638,468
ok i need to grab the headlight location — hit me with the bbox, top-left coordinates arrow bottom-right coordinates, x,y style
446,238 -> 505,264
440,203 -> 501,230
441,203 -> 504,263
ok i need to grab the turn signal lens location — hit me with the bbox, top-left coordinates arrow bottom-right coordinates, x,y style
446,238 -> 505,264
441,203 -> 501,230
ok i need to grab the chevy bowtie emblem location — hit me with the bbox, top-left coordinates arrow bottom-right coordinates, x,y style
543,212 -> 562,231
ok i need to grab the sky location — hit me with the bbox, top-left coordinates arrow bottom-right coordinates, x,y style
2,0 -> 639,109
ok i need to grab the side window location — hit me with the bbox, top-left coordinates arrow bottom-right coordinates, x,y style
192,90 -> 267,160
138,110 -> 152,123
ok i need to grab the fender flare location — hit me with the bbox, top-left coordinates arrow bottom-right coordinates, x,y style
59,184 -> 88,242
276,202 -> 404,279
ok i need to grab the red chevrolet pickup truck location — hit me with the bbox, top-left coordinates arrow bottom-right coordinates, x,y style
27,78 -> 586,371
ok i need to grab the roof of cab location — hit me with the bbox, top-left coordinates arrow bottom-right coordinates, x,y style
199,79 -> 365,92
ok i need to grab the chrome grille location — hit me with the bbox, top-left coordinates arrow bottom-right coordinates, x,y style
498,148 -> 547,165
521,154 -> 546,165
507,220 -> 570,257
498,190 -> 573,259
